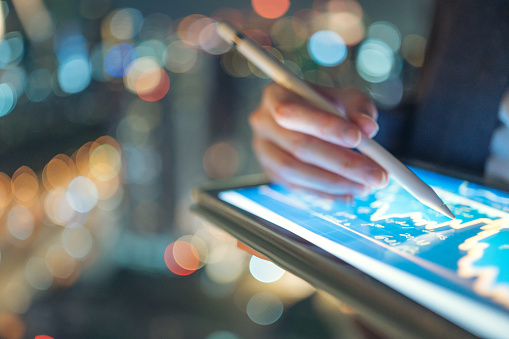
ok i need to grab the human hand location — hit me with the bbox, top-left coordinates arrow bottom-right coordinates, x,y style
249,83 -> 388,200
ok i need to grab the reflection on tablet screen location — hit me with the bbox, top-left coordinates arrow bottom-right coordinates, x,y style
219,167 -> 509,339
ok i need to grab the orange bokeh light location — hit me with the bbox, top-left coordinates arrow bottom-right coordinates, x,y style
252,0 -> 290,19
173,240 -> 200,271
0,172 -> 12,210
42,154 -> 76,190
74,142 -> 93,176
177,14 -> 207,45
12,166 -> 38,205
136,68 -> 170,102
164,241 -> 198,276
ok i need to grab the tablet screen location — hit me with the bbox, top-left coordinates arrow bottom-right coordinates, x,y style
219,167 -> 509,339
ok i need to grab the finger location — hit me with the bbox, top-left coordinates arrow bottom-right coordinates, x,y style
263,83 -> 363,148
252,112 -> 388,188
321,87 -> 379,138
253,136 -> 368,196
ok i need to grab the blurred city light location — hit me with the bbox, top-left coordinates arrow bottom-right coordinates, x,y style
356,38 -> 394,83
252,0 -> 290,19
0,1 -> 434,336
246,292 -> 284,325
249,255 -> 285,283
308,30 -> 347,67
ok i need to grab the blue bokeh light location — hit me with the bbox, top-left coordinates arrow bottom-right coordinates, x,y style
0,32 -> 24,69
58,57 -> 92,94
105,44 -> 137,77
308,30 -> 347,67
0,83 -> 17,117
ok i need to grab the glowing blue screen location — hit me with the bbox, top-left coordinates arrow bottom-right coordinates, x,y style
220,167 -> 509,338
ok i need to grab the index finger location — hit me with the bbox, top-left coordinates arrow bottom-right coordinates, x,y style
263,83 -> 363,148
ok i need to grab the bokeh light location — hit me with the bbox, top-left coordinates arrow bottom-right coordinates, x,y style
66,176 -> 99,213
25,257 -> 54,290
123,56 -> 161,94
136,68 -> 170,102
198,22 -> 232,55
0,172 -> 12,210
0,32 -> 24,68
164,40 -> 198,73
164,241 -> 196,276
89,144 -> 122,182
0,313 -> 25,339
324,0 -> 364,46
0,66 -> 26,97
178,14 -> 207,46
27,10 -> 55,42
0,83 -> 16,117
252,0 -> 290,19
271,17 -> 306,50
46,244 -> 76,279
369,76 -> 404,108
172,240 -> 200,271
26,69 -> 52,102
246,292 -> 284,325
43,154 -> 75,190
12,166 -> 38,205
105,44 -> 137,78
7,205 -> 35,240
58,56 -> 92,94
249,255 -> 285,283
61,226 -> 93,259
177,235 -> 209,269
292,9 -> 322,39
367,21 -> 401,52
308,30 -> 347,67
203,142 -> 240,179
356,38 -> 394,83
205,247 -> 244,284
1,281 -> 31,314
402,34 -> 427,67
110,8 -> 143,40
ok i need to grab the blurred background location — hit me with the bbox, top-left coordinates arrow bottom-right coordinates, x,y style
0,0 -> 435,338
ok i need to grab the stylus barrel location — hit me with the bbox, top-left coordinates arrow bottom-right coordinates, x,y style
217,20 -> 455,219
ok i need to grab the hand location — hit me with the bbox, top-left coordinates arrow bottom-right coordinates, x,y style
249,83 -> 388,200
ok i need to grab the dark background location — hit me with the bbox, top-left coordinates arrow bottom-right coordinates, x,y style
0,1 -> 437,338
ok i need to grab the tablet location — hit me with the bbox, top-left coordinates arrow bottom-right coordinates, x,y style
192,166 -> 509,339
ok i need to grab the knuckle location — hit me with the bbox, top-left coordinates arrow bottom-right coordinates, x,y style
249,110 -> 262,129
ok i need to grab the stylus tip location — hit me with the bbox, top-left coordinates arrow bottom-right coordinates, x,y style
439,204 -> 455,219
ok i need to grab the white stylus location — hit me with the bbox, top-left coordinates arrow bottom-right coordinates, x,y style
217,20 -> 455,219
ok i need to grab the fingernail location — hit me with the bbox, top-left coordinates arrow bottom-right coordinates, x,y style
344,128 -> 361,147
358,114 -> 379,138
367,168 -> 387,188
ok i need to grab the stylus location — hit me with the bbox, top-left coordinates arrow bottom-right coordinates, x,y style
217,20 -> 455,219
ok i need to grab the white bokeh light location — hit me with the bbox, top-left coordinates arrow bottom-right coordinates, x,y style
249,255 -> 285,283
66,176 -> 99,213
